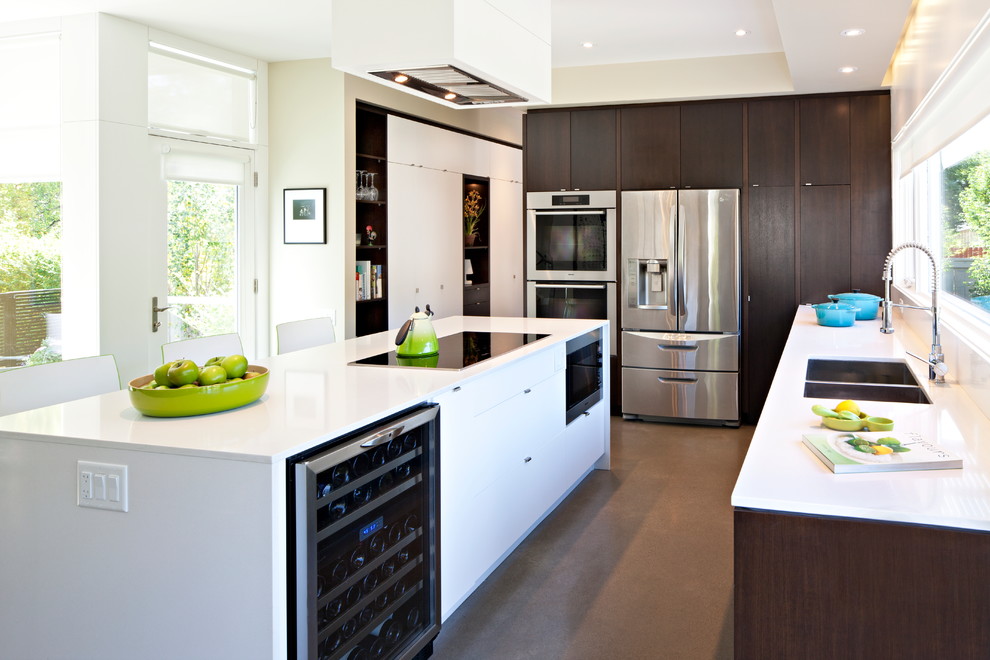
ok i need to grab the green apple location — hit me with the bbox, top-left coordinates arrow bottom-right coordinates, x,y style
205,356 -> 225,367
220,354 -> 248,379
154,361 -> 175,387
198,364 -> 227,386
167,359 -> 199,386
177,383 -> 197,389
243,371 -> 261,380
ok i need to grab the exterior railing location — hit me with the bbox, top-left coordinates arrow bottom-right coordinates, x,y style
0,288 -> 61,362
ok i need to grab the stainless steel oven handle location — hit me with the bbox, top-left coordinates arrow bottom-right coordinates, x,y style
531,209 -> 607,215
533,283 -> 609,290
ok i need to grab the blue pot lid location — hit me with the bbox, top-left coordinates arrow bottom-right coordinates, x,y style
829,292 -> 882,301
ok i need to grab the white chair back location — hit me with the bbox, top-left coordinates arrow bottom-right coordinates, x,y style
0,355 -> 120,416
276,317 -> 336,354
161,333 -> 243,366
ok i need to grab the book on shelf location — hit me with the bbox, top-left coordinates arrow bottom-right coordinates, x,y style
355,262 -> 384,301
801,431 -> 963,474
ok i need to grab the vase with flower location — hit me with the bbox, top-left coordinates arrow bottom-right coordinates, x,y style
463,189 -> 485,246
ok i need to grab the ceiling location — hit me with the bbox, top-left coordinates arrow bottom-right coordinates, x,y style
0,0 -> 914,103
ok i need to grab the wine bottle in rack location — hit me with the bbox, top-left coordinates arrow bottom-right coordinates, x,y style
331,463 -> 351,488
329,498 -> 349,522
330,559 -> 349,586
351,452 -> 371,477
381,618 -> 404,646
349,543 -> 367,571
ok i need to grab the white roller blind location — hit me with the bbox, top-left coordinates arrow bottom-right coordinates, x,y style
148,47 -> 256,143
163,148 -> 249,185
0,32 -> 60,181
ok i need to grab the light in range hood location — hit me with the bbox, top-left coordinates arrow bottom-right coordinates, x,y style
331,0 -> 550,108
371,65 -> 527,105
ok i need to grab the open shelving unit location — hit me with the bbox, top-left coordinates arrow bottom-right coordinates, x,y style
355,104 -> 389,336
462,175 -> 490,316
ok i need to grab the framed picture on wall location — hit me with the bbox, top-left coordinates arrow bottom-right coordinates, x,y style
283,188 -> 327,244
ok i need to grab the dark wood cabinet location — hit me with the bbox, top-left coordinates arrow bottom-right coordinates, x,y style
850,94 -> 892,295
524,111 -> 570,192
748,99 -> 795,186
800,185 -> 851,303
744,187 -> 795,421
570,109 -> 616,190
524,109 -> 616,191
736,509 -> 990,659
800,97 -> 850,185
355,104 -> 389,337
620,105 -> 680,190
463,175 -> 491,316
680,102 -> 743,188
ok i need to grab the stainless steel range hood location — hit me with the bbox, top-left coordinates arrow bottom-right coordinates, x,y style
331,0 -> 551,108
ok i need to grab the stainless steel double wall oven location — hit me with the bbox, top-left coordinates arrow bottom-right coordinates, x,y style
526,191 -> 617,355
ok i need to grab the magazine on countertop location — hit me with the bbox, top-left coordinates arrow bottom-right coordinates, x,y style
802,431 -> 963,474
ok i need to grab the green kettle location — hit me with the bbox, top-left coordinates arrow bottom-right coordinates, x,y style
394,305 -> 439,357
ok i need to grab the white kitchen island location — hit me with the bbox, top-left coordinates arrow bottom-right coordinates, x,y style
0,316 -> 609,660
731,306 -> 990,658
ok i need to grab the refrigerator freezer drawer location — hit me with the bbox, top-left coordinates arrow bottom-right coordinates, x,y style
621,331 -> 738,371
621,367 -> 738,422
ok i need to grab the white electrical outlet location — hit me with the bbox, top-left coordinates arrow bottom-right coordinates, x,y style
77,461 -> 128,512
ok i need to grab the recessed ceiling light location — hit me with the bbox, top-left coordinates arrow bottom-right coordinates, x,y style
444,92 -> 457,100
735,29 -> 749,37
582,42 -> 594,48
839,66 -> 859,74
841,28 -> 866,37
394,74 -> 409,83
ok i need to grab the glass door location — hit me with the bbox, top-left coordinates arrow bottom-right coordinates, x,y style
150,137 -> 256,361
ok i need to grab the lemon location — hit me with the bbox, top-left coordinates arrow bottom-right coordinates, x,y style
834,399 -> 861,415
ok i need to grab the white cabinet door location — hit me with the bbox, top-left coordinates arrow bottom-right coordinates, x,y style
489,178 -> 524,317
490,142 -> 522,183
388,162 -> 463,322
388,115 -> 490,177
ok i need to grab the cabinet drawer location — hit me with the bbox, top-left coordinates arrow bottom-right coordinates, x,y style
622,367 -> 738,421
459,347 -> 560,417
622,331 -> 738,371
463,300 -> 490,316
463,285 -> 490,305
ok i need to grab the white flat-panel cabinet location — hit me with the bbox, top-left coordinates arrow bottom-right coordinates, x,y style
388,115 -> 490,177
490,141 -> 523,183
489,178 -> 523,317
387,163 -> 463,321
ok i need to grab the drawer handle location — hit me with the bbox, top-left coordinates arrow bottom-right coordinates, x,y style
452,386 -> 461,392
582,411 -> 591,417
524,456 -> 532,463
524,388 -> 532,394
657,344 -> 698,351
657,376 -> 698,384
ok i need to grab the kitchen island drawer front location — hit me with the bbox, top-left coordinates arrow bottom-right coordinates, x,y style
622,367 -> 738,421
621,331 -> 739,371
458,345 -> 560,416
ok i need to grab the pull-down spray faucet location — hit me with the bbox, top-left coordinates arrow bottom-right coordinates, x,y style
881,242 -> 947,383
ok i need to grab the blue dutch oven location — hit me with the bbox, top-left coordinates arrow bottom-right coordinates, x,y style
812,302 -> 860,327
827,291 -> 882,320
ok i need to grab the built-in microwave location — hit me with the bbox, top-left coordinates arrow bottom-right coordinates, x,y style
564,329 -> 603,424
526,191 -> 616,282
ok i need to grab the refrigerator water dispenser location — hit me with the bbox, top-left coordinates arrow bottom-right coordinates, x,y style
627,258 -> 669,309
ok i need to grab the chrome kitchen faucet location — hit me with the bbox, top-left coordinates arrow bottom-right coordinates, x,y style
881,242 -> 947,383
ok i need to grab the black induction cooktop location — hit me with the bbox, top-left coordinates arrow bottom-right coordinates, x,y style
350,331 -> 550,370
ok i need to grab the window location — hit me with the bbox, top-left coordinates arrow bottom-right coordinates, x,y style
148,41 -> 257,143
939,116 -> 990,314
0,32 -> 62,368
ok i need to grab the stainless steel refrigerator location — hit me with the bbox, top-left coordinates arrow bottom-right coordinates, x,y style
620,189 -> 740,425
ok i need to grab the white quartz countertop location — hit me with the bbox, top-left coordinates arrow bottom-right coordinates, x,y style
0,316 -> 605,463
731,306 -> 990,532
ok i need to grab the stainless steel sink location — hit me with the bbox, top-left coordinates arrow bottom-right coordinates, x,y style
804,357 -> 932,404
805,358 -> 920,386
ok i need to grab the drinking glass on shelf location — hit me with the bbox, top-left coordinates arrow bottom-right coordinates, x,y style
366,172 -> 379,201
356,170 -> 367,200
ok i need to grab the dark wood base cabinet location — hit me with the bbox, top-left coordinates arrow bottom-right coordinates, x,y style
734,509 -> 990,659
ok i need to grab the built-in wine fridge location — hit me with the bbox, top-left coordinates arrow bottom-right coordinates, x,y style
288,405 -> 440,660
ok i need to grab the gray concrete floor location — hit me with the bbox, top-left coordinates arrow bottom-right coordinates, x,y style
432,416 -> 753,660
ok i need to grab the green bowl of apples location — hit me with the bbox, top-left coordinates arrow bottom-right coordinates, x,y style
128,364 -> 269,417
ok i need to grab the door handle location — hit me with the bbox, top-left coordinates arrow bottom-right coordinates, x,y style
152,296 -> 172,333
657,376 -> 698,384
656,344 -> 699,351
